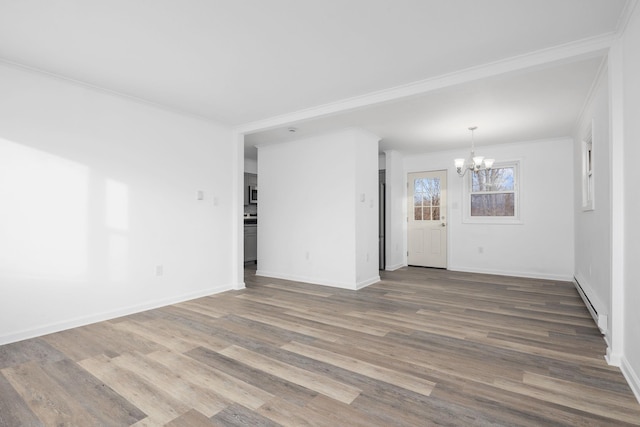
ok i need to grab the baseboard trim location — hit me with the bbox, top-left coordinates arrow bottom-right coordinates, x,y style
356,275 -> 381,290
385,263 -> 406,271
605,347 -> 622,366
448,266 -> 573,282
621,356 -> 640,404
256,269 -> 372,290
0,284 -> 233,346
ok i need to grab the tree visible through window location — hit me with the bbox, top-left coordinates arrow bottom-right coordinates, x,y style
414,177 -> 441,221
469,164 -> 517,217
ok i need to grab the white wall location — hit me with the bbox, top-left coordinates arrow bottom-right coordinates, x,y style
378,153 -> 386,170
621,3 -> 640,401
244,157 -> 258,174
573,66 -> 611,335
0,63 -> 237,345
384,150 -> 405,270
257,128 -> 379,289
402,138 -> 574,281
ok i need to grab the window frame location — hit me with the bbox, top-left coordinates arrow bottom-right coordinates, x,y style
462,160 -> 522,224
582,122 -> 595,211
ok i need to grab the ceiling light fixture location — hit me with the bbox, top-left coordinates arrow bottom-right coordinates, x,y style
454,126 -> 494,177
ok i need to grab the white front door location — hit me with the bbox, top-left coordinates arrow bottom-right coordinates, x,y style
407,170 -> 447,268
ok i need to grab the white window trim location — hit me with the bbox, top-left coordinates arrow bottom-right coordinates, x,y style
462,159 -> 522,225
582,121 -> 595,211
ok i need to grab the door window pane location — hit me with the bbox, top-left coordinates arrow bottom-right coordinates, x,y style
432,206 -> 440,220
414,206 -> 422,220
414,177 -> 440,221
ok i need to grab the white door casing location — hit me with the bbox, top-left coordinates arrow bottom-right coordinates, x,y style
407,170 -> 447,268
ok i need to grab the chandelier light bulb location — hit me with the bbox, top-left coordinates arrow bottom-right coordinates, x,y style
454,127 -> 495,177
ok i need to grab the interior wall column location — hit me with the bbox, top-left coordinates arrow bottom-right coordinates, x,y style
233,131 -> 246,290
384,150 -> 406,271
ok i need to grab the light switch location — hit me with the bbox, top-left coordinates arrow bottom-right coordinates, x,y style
197,190 -> 204,200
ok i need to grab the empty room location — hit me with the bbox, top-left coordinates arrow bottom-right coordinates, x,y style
1,1 -> 640,426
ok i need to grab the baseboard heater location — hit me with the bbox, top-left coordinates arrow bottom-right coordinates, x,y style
574,277 -> 607,333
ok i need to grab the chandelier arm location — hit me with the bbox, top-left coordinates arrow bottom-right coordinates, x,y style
454,126 -> 493,178
456,166 -> 470,177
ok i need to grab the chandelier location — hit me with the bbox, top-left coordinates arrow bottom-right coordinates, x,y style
454,126 -> 494,177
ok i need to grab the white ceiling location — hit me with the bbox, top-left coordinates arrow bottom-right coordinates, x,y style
244,57 -> 605,156
0,0 -> 629,157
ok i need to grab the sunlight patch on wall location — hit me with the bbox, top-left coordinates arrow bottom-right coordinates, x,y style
105,179 -> 129,231
105,178 -> 130,282
0,138 -> 89,280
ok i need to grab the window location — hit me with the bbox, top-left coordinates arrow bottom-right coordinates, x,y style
463,161 -> 521,223
582,127 -> 594,211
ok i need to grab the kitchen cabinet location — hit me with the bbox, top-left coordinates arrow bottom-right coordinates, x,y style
244,224 -> 257,262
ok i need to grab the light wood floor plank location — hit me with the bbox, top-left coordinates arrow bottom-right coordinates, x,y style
147,349 -> 273,410
282,341 -> 435,396
2,361 -> 102,426
111,319 -> 199,353
237,311 -> 343,343
110,351 -> 228,417
255,397 -> 316,427
1,266 -> 638,426
164,409 -> 218,427
42,358 -> 146,425
0,371 -> 43,427
283,309 -> 390,337
218,345 -> 362,404
79,354 -> 190,425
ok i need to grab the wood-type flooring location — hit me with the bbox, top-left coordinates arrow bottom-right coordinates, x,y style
1,267 -> 639,426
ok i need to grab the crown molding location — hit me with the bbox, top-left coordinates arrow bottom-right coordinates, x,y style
616,0 -> 639,37
236,33 -> 615,135
0,57 -> 226,126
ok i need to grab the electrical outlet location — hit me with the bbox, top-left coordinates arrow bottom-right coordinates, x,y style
478,247 -> 484,254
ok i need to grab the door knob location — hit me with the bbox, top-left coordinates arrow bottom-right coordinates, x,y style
441,223 -> 446,227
